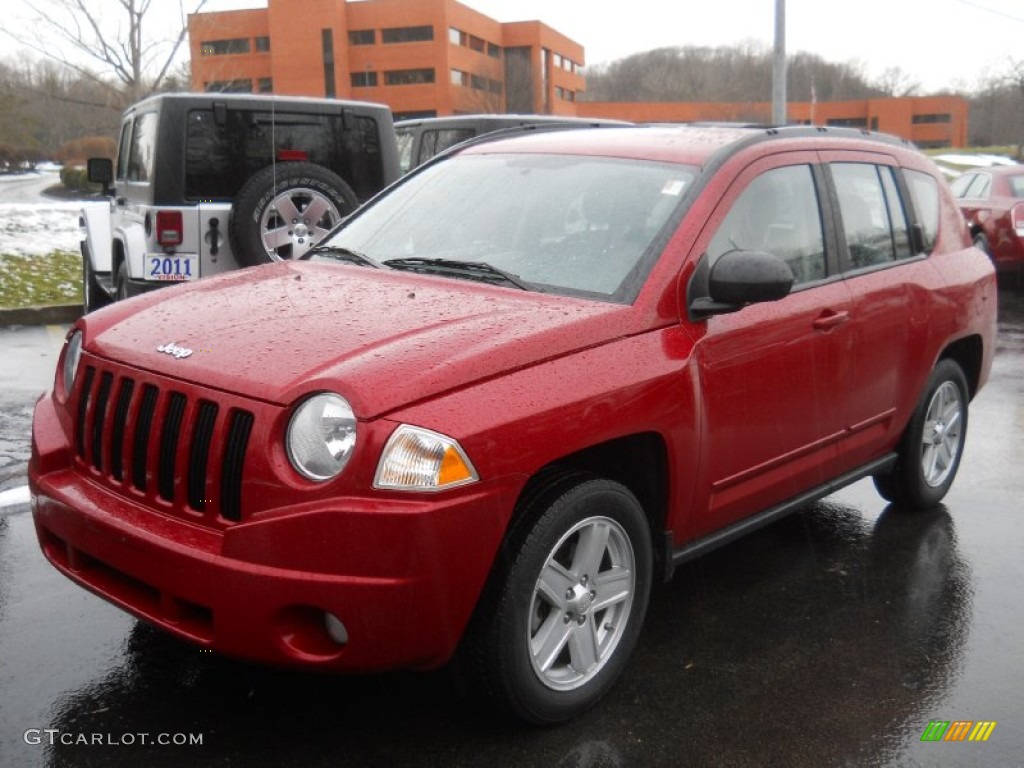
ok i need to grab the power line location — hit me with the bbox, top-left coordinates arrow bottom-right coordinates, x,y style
954,0 -> 1024,24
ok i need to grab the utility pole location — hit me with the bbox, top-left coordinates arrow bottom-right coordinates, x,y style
772,0 -> 787,125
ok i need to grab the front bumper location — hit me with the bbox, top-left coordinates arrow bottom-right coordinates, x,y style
30,394 -> 519,671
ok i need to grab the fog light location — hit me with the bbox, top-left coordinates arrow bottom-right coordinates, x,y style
324,613 -> 349,645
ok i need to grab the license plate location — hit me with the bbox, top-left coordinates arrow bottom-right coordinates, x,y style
146,254 -> 198,282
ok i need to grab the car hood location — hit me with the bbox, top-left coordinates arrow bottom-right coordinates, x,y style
84,262 -> 634,417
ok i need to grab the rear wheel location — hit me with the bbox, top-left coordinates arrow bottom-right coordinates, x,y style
463,475 -> 652,723
872,359 -> 969,509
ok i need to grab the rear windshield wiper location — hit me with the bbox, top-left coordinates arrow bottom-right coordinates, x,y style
382,257 -> 532,290
304,245 -> 383,269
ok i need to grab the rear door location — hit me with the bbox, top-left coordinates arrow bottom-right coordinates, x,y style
820,151 -> 935,472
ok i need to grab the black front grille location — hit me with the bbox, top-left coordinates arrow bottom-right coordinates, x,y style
74,365 -> 254,525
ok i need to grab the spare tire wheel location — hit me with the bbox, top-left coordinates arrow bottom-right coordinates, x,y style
229,162 -> 359,265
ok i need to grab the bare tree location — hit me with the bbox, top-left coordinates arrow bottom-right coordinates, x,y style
874,66 -> 921,98
4,0 -> 208,105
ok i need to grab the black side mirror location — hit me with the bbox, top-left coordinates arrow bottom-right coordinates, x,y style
689,250 -> 794,318
87,157 -> 114,195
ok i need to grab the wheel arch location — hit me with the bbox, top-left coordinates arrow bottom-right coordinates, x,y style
939,334 -> 984,399
510,432 -> 670,578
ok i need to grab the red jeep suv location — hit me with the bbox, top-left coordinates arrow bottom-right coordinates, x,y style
30,125 -> 997,724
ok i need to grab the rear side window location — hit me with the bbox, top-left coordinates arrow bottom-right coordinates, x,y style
948,173 -> 976,198
126,112 -> 158,182
903,170 -> 940,253
417,128 -> 476,166
114,120 -> 132,181
1010,176 -> 1024,198
707,164 -> 826,286
831,163 -> 911,269
184,109 -> 384,201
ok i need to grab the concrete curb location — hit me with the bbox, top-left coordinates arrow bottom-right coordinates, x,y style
0,304 -> 83,327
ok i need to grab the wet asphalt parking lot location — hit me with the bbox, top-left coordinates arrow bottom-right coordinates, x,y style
0,286 -> 1022,768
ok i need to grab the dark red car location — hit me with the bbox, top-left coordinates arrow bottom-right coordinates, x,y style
30,125 -> 997,724
949,163 -> 1024,270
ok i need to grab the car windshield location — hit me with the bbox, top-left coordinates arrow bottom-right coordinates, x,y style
321,153 -> 697,302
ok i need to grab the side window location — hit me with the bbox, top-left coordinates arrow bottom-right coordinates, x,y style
707,164 -> 826,286
126,112 -> 158,182
396,129 -> 415,174
115,120 -> 132,181
832,163 -> 907,269
903,170 -> 939,253
967,173 -> 991,199
417,128 -> 476,166
948,172 -> 976,199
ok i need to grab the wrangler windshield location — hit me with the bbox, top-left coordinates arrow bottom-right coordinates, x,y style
322,153 -> 696,302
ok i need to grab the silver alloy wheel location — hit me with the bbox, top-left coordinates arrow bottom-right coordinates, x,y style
259,187 -> 342,260
528,515 -> 636,691
920,380 -> 964,488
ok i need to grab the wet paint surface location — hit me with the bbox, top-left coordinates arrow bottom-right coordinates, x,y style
1,286 -> 1022,766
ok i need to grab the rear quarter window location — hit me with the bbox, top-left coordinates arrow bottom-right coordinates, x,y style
903,170 -> 940,254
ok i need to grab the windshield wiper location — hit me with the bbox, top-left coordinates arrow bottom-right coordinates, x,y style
382,257 -> 532,290
303,245 -> 383,269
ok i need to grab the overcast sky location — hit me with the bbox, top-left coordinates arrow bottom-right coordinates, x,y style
13,0 -> 1024,93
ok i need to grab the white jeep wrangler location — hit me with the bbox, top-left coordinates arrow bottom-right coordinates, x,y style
82,92 -> 399,312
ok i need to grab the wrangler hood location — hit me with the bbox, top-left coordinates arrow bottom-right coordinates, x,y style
83,263 -> 636,417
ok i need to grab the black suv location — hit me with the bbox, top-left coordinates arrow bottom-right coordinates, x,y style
393,114 -> 629,174
82,93 -> 399,312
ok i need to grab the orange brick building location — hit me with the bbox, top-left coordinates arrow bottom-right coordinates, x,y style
576,96 -> 969,149
188,0 -> 968,147
188,0 -> 586,119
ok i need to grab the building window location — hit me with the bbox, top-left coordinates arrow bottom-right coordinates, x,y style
201,38 -> 250,56
257,77 -> 273,92
384,68 -> 436,85
205,79 -> 253,92
322,29 -> 335,98
555,87 -> 575,102
468,35 -> 485,52
449,27 -> 465,46
471,74 -> 486,90
911,113 -> 953,124
382,26 -> 434,44
826,117 -> 868,128
487,42 -> 502,59
349,29 -> 375,46
451,69 -> 469,86
351,71 -> 378,87
255,36 -> 270,53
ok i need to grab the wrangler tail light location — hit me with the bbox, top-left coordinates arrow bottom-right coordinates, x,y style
156,210 -> 183,247
1012,202 -> 1024,238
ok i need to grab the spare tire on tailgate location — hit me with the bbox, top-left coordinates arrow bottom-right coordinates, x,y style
229,162 -> 359,265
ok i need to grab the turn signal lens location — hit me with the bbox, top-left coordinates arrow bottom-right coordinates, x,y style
374,425 -> 478,491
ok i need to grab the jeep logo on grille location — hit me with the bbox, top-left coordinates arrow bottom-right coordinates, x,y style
157,342 -> 194,359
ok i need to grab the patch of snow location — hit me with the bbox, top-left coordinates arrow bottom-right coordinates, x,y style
0,204 -> 80,257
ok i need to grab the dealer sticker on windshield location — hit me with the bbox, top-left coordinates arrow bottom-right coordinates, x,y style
146,254 -> 198,282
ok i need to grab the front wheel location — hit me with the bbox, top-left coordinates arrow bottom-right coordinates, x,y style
463,475 -> 653,723
872,359 -> 969,509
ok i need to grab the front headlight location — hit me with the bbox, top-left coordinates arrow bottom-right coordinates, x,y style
286,393 -> 357,481
61,329 -> 83,399
374,425 -> 478,491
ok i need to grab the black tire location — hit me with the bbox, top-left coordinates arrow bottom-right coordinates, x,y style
114,260 -> 129,302
973,232 -> 990,257
462,474 -> 653,724
229,162 -> 358,266
82,245 -> 110,313
872,359 -> 969,510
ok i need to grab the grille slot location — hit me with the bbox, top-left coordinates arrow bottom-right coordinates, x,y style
110,379 -> 135,482
90,372 -> 113,472
72,362 -> 254,525
158,393 -> 187,502
188,401 -> 219,511
221,410 -> 254,522
132,385 -> 159,492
